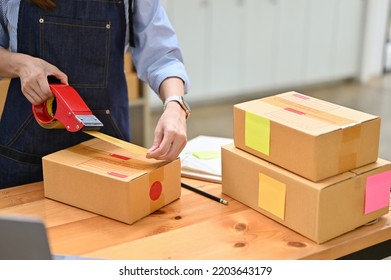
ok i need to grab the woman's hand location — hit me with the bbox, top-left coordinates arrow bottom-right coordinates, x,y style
16,54 -> 68,105
0,49 -> 67,105
147,101 -> 187,161
147,77 -> 188,161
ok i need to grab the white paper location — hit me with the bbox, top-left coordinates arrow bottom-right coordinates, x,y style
179,135 -> 233,182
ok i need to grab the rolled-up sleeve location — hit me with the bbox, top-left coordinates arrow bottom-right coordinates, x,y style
130,0 -> 190,95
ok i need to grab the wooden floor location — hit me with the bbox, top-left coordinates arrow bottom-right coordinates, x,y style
150,74 -> 391,161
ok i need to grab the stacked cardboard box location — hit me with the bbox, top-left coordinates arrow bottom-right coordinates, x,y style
222,91 -> 391,243
0,78 -> 10,119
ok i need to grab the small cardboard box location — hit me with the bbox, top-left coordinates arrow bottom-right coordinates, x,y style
126,72 -> 140,101
234,91 -> 381,182
0,78 -> 10,118
124,51 -> 134,73
222,143 -> 391,244
43,138 -> 181,224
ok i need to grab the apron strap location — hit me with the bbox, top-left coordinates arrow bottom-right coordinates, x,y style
129,0 -> 135,47
0,145 -> 42,165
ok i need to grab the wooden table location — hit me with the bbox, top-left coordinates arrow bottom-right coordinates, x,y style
0,179 -> 390,260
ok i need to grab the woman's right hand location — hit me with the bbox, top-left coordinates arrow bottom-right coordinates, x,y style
15,53 -> 68,105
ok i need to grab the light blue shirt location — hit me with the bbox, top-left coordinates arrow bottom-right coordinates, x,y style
0,0 -> 190,94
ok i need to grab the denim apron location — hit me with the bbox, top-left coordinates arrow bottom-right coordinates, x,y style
0,0 -> 130,188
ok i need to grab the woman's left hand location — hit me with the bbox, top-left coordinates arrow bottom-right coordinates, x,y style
146,101 -> 187,161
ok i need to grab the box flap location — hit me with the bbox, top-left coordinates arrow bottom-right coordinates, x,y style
350,158 -> 391,175
43,138 -> 166,182
234,91 -> 379,136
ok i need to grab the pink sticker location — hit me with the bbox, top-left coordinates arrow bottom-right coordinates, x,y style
107,172 -> 128,179
364,170 -> 391,214
284,107 -> 305,115
110,153 -> 131,160
292,93 -> 310,100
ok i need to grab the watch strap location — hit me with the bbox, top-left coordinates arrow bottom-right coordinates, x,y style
163,96 -> 191,119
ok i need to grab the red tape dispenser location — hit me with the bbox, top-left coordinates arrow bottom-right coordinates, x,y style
32,84 -> 103,132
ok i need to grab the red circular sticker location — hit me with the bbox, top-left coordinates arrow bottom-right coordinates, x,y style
149,181 -> 162,201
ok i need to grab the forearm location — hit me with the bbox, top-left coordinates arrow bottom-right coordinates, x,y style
148,76 -> 188,161
0,48 -> 24,78
159,77 -> 186,102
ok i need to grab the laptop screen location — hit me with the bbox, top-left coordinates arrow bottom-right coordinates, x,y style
0,215 -> 53,260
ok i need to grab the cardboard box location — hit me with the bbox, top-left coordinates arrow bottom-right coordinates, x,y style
234,91 -> 381,182
124,51 -> 134,73
0,78 -> 10,119
43,138 -> 181,224
222,143 -> 391,243
126,72 -> 140,101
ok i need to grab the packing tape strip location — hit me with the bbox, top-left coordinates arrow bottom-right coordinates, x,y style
84,131 -> 148,155
338,125 -> 360,172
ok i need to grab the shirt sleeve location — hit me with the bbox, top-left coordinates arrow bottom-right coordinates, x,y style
0,1 -> 10,49
130,0 -> 190,96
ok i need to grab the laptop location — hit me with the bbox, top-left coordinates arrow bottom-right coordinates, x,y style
0,214 -> 99,260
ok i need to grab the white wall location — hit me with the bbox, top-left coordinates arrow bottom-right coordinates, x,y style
147,0 -> 390,109
359,0 -> 390,82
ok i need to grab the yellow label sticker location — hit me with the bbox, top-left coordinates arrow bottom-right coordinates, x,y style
245,111 -> 270,155
258,173 -> 286,220
192,151 -> 221,160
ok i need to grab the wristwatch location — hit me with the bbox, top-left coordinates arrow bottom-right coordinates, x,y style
163,96 -> 191,119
